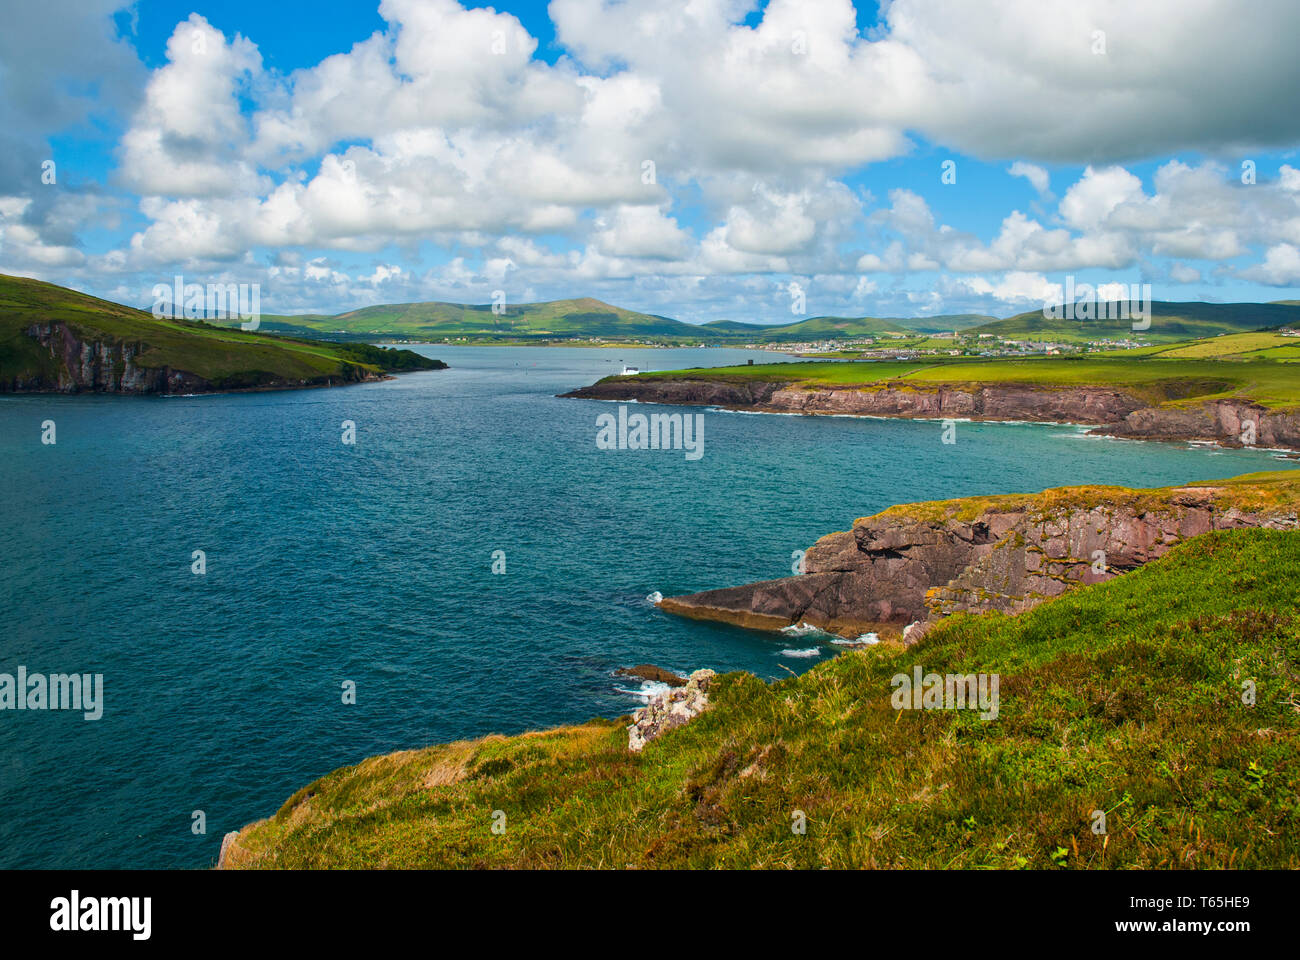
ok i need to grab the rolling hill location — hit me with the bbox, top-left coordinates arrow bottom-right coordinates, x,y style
970,301 -> 1300,344
257,297 -> 701,341
253,301 -> 976,344
702,314 -> 913,341
247,295 -> 1300,347
0,273 -> 444,394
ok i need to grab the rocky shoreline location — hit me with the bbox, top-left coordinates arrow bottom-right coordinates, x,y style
561,375 -> 1300,451
655,473 -> 1300,641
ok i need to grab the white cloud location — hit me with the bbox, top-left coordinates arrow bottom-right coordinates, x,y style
1008,161 -> 1051,198
1059,166 -> 1146,232
13,0 -> 1300,317
956,271 -> 1062,305
1241,243 -> 1300,285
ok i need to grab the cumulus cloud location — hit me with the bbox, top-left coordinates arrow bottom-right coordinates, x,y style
1241,244 -> 1300,285
1008,162 -> 1051,199
9,0 -> 1300,317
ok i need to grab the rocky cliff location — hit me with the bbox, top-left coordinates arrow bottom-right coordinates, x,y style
11,321 -> 212,393
562,376 -> 1300,450
6,320 -> 384,394
658,472 -> 1300,641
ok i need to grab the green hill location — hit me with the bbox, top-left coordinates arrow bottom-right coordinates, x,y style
972,301 -> 1300,344
887,313 -> 997,334
702,315 -> 912,341
701,313 -> 993,341
256,302 -> 931,344
204,297 -> 1300,347
256,296 -> 701,342
220,475 -> 1300,869
0,273 -> 444,394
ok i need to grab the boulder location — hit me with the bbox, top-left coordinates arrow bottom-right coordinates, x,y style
628,669 -> 716,752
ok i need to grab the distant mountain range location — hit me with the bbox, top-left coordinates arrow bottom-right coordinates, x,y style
259,296 -> 695,341
255,296 -> 1001,343
252,294 -> 1300,345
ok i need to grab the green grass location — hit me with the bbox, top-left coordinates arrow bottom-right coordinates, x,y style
224,524 -> 1300,869
873,469 -> 1300,525
1142,331 -> 1300,361
0,273 -> 443,390
631,353 -> 1300,409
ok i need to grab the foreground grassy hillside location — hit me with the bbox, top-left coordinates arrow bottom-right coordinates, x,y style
224,524 -> 1300,869
0,273 -> 443,391
632,354 -> 1300,409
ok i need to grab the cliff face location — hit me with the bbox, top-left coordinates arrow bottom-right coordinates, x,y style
659,474 -> 1300,640
563,377 -> 1300,449
6,321 -> 380,394
8,321 -> 212,393
1110,398 -> 1300,449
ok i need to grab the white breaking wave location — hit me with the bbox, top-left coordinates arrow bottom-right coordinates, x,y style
705,406 -> 800,416
646,591 -> 663,604
832,632 -> 880,645
780,621 -> 833,637
614,680 -> 672,701
779,647 -> 822,658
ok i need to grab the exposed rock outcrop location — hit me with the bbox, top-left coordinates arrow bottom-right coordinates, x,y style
616,664 -> 687,687
628,669 -> 716,751
217,831 -> 242,870
657,475 -> 1300,641
562,376 -> 1300,451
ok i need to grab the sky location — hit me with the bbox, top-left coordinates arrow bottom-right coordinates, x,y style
4,0 -> 1300,324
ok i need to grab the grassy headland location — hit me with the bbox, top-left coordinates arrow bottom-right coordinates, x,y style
629,354 -> 1300,409
0,273 -> 445,393
222,521 -> 1300,869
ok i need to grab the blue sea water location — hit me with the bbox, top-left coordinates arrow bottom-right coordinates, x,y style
0,345 -> 1293,868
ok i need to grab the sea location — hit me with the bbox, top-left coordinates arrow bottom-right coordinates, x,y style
0,345 -> 1292,867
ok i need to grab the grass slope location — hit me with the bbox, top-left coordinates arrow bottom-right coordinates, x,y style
225,523 -> 1300,869
972,301 -> 1300,344
0,273 -> 442,389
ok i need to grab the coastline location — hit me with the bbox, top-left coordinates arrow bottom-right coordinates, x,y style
648,471 -> 1300,642
560,374 -> 1300,453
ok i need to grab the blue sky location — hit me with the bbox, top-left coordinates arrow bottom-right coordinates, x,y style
4,0 -> 1300,323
